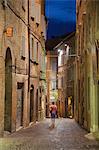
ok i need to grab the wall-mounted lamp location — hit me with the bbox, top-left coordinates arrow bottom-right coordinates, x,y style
6,27 -> 13,37
65,44 -> 67,47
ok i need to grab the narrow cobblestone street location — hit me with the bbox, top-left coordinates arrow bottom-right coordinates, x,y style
0,118 -> 99,150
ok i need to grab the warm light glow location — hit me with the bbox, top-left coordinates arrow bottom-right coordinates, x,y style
58,50 -> 63,66
58,49 -> 61,52
35,0 -> 40,4
66,45 -> 70,56
6,27 -> 13,37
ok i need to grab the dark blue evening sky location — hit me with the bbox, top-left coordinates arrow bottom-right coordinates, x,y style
45,0 -> 76,39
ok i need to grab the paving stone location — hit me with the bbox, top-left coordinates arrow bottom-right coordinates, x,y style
0,118 -> 99,150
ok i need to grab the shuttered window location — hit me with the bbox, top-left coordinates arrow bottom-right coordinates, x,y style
35,3 -> 41,24
51,58 -> 57,72
33,40 -> 37,61
31,0 -> 35,18
52,81 -> 56,90
30,37 -> 34,60
36,42 -> 38,62
20,36 -> 25,57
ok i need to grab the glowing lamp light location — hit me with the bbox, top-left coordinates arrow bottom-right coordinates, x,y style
58,49 -> 61,52
65,44 -> 67,47
6,27 -> 13,37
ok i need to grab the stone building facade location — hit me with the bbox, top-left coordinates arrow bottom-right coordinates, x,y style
46,50 -> 58,117
76,0 -> 99,137
0,0 -> 46,136
29,0 -> 46,123
54,32 -> 75,118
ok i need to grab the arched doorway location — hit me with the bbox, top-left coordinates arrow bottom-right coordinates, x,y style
30,85 -> 34,122
4,48 -> 12,132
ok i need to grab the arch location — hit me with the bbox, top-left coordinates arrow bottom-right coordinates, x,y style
4,45 -> 15,65
4,48 -> 12,132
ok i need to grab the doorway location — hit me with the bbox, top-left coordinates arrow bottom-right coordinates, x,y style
30,86 -> 34,122
36,89 -> 38,121
4,48 -> 12,132
16,83 -> 24,129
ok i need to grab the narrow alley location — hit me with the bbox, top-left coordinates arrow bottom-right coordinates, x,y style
0,119 -> 99,150
1,0 -> 99,149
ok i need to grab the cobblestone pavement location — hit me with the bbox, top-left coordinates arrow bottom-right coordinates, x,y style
0,118 -> 99,150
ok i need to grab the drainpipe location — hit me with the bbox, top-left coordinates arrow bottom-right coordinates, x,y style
28,0 -> 30,92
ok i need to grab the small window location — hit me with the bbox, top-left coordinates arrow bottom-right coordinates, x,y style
36,42 -> 38,62
30,37 -> 34,59
61,77 -> 63,87
51,58 -> 57,71
20,36 -> 25,59
52,81 -> 56,90
96,47 -> 99,71
35,2 -> 41,24
30,37 -> 36,60
31,0 -> 35,18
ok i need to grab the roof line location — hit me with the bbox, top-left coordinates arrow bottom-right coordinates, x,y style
54,31 -> 75,50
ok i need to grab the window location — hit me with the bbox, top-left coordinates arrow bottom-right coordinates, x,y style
31,0 -> 35,18
51,58 -> 57,71
36,42 -> 38,62
52,81 -> 56,90
20,36 -> 25,58
61,54 -> 64,65
96,47 -> 99,72
35,2 -> 41,24
22,0 -> 26,11
61,77 -> 63,87
30,37 -> 34,60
